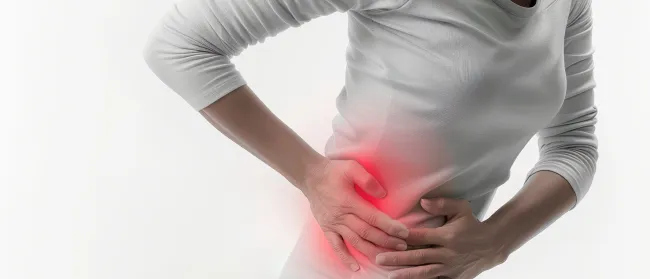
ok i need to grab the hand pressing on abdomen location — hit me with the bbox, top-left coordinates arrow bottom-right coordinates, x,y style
301,159 -> 410,272
195,86 -> 408,272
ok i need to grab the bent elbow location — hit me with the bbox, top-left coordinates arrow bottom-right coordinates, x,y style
141,23 -> 172,76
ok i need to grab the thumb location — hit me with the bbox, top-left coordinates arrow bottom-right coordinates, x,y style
420,198 -> 471,219
346,162 -> 387,199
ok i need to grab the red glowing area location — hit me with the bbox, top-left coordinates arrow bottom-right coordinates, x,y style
288,112 -> 456,277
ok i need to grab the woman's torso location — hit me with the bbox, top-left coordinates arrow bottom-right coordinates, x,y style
144,0 -> 582,277
325,0 -> 571,226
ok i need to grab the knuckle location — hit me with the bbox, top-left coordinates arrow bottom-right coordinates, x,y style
335,250 -> 349,262
413,229 -> 427,239
444,231 -> 456,242
330,243 -> 342,253
365,213 -> 378,226
343,231 -> 361,247
388,254 -> 400,265
335,224 -> 348,234
336,199 -> 354,212
411,250 -> 426,262
342,214 -> 354,224
322,210 -> 337,222
422,231 -> 435,242
381,237 -> 393,248
360,227 -> 373,240
325,212 -> 341,225
420,266 -> 435,277
349,236 -> 361,247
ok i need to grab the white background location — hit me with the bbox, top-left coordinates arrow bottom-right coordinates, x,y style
1,0 -> 648,278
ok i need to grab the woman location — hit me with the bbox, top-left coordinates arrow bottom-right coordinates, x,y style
142,0 -> 598,278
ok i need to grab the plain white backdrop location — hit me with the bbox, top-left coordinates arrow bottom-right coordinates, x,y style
1,0 -> 648,278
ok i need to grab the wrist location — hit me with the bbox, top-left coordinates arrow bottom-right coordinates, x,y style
292,152 -> 329,195
483,218 -> 512,267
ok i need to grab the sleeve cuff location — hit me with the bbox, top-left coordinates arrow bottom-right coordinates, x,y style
525,151 -> 596,209
187,73 -> 248,111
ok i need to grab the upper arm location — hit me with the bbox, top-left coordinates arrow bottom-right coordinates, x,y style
528,0 -> 598,204
142,0 -> 407,110
152,0 -> 408,56
564,0 -> 595,100
540,0 -> 596,143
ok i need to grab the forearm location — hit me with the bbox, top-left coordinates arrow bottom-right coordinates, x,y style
200,85 -> 326,191
484,170 -> 577,259
142,0 -> 353,189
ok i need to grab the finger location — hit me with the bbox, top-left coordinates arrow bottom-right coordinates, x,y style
387,264 -> 447,279
342,214 -> 408,251
346,161 -> 387,198
420,198 -> 471,218
405,228 -> 448,246
375,247 -> 452,266
352,201 -> 409,239
324,231 -> 360,272
336,224 -> 389,261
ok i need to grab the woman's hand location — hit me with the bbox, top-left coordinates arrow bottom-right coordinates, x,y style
194,87 -> 408,271
302,158 -> 410,272
375,198 -> 507,279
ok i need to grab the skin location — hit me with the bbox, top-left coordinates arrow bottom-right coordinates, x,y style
376,171 -> 576,279
199,85 -> 410,271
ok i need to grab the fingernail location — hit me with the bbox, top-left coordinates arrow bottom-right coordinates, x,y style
396,243 -> 407,251
377,189 -> 387,198
375,254 -> 386,264
397,229 -> 409,238
350,263 -> 360,271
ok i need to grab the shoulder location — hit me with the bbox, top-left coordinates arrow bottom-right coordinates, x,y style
567,0 -> 592,25
569,0 -> 592,10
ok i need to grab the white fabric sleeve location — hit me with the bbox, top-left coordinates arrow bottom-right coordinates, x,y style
142,0 -> 407,110
526,0 -> 598,208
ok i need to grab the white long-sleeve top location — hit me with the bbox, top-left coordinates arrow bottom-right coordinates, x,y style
143,0 -> 598,277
